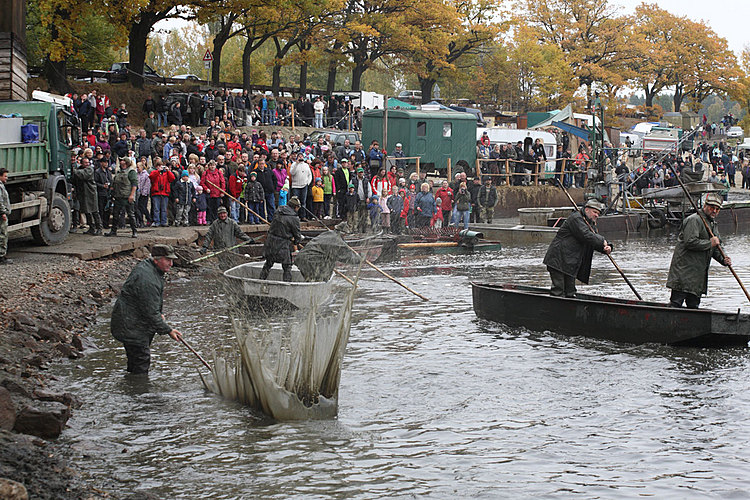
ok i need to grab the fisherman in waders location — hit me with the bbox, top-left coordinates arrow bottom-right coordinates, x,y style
294,225 -> 363,282
199,206 -> 254,255
260,196 -> 303,281
543,199 -> 612,297
111,245 -> 182,374
666,193 -> 731,308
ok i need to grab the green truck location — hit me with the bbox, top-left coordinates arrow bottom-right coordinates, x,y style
0,92 -> 78,244
362,109 -> 477,175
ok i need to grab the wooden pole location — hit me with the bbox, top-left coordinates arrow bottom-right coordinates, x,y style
668,165 -> 750,304
206,180 -> 270,225
555,180 -> 643,301
291,105 -> 295,131
505,159 -> 510,185
447,157 -> 452,182
178,335 -> 211,370
416,157 -> 420,178
383,95 -> 389,153
301,205 -> 429,302
188,241 -> 256,264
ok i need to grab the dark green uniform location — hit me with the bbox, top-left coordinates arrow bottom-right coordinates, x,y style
260,205 -> 301,281
111,258 -> 172,373
666,210 -> 726,308
543,210 -> 606,297
200,217 -> 253,252
108,166 -> 138,236
294,231 -> 361,282
72,164 -> 103,234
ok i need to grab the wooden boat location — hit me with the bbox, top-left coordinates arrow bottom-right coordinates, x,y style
472,283 -> 750,347
224,262 -> 333,310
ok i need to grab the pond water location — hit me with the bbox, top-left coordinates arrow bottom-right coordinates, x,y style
54,233 -> 750,498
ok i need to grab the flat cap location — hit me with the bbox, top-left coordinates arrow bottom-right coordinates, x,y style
151,244 -> 177,259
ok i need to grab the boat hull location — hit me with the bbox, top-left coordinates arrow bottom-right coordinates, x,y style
224,262 -> 333,310
472,283 -> 750,347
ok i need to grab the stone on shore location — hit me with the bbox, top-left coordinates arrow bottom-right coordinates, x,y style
13,402 -> 70,439
0,388 -> 16,431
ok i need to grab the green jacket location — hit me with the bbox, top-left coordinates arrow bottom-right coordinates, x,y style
543,210 -> 606,283
666,210 -> 726,297
112,167 -> 137,200
111,259 -> 172,347
201,217 -> 252,251
0,181 -> 10,216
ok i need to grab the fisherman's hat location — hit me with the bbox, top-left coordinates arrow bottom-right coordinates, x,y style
584,199 -> 605,213
705,192 -> 723,208
151,244 -> 178,259
217,206 -> 228,214
288,196 -> 301,208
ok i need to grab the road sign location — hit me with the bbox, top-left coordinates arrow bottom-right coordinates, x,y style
202,49 -> 213,62
204,61 -> 211,69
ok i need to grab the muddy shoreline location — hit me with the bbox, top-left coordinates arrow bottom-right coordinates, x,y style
0,252 -> 139,499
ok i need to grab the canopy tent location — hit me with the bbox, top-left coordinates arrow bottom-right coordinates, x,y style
386,97 -> 416,109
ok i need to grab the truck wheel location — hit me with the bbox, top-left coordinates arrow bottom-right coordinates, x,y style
31,193 -> 71,245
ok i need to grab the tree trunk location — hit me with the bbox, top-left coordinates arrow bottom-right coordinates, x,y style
242,36 -> 254,90
325,41 -> 343,95
128,20 -> 152,89
300,61 -> 308,98
43,56 -> 70,94
644,86 -> 655,108
351,64 -> 365,91
418,77 -> 435,104
271,63 -> 282,96
211,36 -> 227,86
673,83 -> 684,112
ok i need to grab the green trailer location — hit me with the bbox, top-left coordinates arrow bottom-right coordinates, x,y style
0,93 -> 79,244
362,109 -> 477,175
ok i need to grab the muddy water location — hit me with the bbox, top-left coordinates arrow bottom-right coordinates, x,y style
54,234 -> 750,498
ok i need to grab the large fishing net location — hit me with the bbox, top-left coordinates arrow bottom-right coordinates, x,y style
200,256 -> 361,421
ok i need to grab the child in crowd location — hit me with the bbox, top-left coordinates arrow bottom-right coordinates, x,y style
195,185 -> 208,225
379,189 -> 390,232
173,170 -> 195,227
368,194 -> 381,228
312,177 -> 324,219
244,170 -> 264,224
431,197 -> 443,228
279,181 -> 289,207
345,183 -> 358,229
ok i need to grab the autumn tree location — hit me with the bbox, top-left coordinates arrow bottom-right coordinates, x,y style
524,0 -> 635,101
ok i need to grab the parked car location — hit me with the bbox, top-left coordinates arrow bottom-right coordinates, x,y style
398,90 -> 422,104
308,130 -> 360,147
727,126 -> 744,139
172,74 -> 201,81
107,62 -> 163,84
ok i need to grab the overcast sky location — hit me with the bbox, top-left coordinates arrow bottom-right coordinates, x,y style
612,0 -> 747,55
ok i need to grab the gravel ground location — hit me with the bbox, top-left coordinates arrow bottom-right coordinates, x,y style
0,252 -> 136,499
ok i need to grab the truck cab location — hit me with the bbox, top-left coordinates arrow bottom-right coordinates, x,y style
0,91 -> 79,244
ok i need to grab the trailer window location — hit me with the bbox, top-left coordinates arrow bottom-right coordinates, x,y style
417,121 -> 426,137
442,122 -> 452,138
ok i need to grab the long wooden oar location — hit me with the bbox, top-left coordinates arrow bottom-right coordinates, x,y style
301,206 -> 429,302
177,334 -> 211,370
555,180 -> 643,301
668,165 -> 750,304
206,180 -> 270,225
188,241 -> 256,264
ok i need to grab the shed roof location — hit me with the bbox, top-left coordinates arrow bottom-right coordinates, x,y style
364,109 -> 476,121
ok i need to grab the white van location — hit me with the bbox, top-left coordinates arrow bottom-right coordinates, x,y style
477,128 -> 558,174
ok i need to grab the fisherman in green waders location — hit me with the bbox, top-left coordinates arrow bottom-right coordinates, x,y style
666,193 -> 731,309
111,244 -> 182,374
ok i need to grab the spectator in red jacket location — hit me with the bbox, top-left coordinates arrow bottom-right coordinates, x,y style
228,166 -> 247,222
201,160 -> 226,223
149,163 -> 175,227
435,180 -> 454,226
